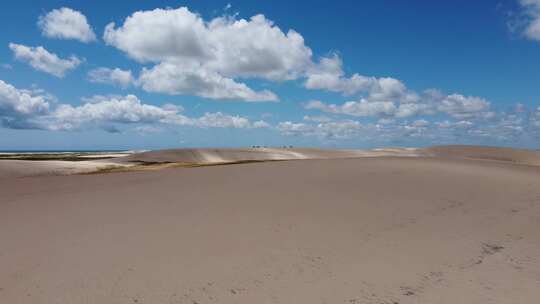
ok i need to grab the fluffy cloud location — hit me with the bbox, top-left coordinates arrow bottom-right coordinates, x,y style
138,62 -> 277,101
203,15 -> 312,80
38,7 -> 96,42
304,99 -> 431,118
0,80 -> 50,116
531,106 -> 540,128
278,103 -> 540,145
102,7 -> 317,101
302,53 -> 499,124
194,112 -> 251,128
436,94 -> 491,119
305,55 -> 365,95
102,7 -> 421,103
104,8 -> 311,79
103,7 -> 210,63
302,53 -> 452,122
305,99 -> 394,117
519,0 -> 540,41
434,111 -> 527,142
303,87 -> 493,121
252,120 -> 271,128
0,79 -> 270,132
276,119 -> 415,142
49,95 -> 270,131
50,95 -> 179,130
88,67 -> 134,89
100,5 -> 496,111
277,121 -> 314,136
411,119 -> 430,128
278,120 -> 362,139
303,115 -> 332,123
9,43 -> 82,77
437,120 -> 474,130
305,54 -> 420,103
0,80 -> 50,128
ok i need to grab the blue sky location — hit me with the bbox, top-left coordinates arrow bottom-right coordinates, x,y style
1,0 -> 540,150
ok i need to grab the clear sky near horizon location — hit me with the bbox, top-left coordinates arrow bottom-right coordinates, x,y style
1,0 -> 539,150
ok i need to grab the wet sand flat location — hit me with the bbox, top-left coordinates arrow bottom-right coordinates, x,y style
1,157 -> 540,303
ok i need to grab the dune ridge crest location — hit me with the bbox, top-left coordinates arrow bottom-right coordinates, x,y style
2,145 -> 540,179
422,145 -> 540,166
115,147 -> 420,165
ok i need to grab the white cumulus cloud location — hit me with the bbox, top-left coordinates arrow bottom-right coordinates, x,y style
306,55 -> 391,96
50,97 -> 270,131
50,95 -> 178,130
0,80 -> 270,132
531,106 -> 540,128
9,43 -> 82,77
194,112 -> 251,128
0,80 -> 50,128
102,7 -> 317,101
278,119 -> 363,139
103,8 -> 311,79
303,88 -> 491,120
304,99 -> 431,118
38,7 -> 96,42
436,94 -> 491,119
305,54 -> 419,103
518,0 -> 540,41
138,62 -> 278,102
88,67 -> 134,89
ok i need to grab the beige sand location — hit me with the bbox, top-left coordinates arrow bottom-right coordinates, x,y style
112,145 -> 540,167
1,148 -> 539,303
0,151 -> 133,179
0,159 -> 129,179
0,147 -> 420,178
114,147 -> 420,165
422,145 -> 540,166
8,145 -> 537,179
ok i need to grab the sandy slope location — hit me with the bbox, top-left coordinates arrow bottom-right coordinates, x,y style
3,145 -> 538,179
113,145 -> 540,167
0,159 -> 127,179
1,156 -> 539,304
0,148 -> 420,178
422,145 -> 540,166
114,147 -> 419,164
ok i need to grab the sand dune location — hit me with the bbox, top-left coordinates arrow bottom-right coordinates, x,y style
115,147 -> 420,165
0,147 -> 420,178
116,145 -> 540,167
2,145 -> 540,179
421,145 -> 540,166
0,159 -> 127,179
0,152 -> 132,179
1,156 -> 539,303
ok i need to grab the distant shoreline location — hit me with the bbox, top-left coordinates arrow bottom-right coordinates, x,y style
0,150 -> 129,153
